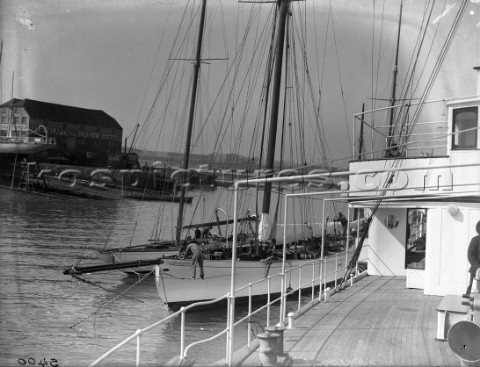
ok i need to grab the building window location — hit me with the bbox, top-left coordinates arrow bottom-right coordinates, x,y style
405,209 -> 426,270
22,116 -> 28,125
452,106 -> 478,150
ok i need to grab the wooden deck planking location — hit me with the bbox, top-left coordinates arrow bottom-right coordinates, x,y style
283,276 -> 461,366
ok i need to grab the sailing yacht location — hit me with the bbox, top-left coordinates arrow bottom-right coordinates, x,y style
82,0 -> 479,364
64,0 -> 355,310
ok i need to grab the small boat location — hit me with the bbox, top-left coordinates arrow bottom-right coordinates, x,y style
125,189 -> 193,203
0,97 -> 55,155
0,138 -> 54,154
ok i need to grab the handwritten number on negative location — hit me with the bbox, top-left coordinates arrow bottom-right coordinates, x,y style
17,358 -> 59,367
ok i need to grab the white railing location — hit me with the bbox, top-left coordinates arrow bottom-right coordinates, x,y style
351,96 -> 479,160
0,125 -> 52,145
88,246 -> 357,367
89,170 -> 375,366
87,162 -> 480,366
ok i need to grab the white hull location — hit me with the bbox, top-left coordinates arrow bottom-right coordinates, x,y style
106,248 -> 352,310
0,142 -> 54,154
160,255 -> 349,309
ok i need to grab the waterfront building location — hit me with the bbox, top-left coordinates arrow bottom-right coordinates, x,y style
0,98 -> 122,166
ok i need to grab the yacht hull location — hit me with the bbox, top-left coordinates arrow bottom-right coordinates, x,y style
0,142 -> 54,154
105,249 -> 351,310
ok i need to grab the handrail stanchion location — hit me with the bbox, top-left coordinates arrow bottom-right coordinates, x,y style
335,253 -> 338,289
311,261 -> 315,303
247,284 -> 252,347
319,259 -> 323,302
345,239 -> 349,270
266,277 -> 271,327
180,308 -> 186,359
226,294 -> 231,363
227,181 -> 240,366
324,257 -> 327,289
355,219 -> 360,276
321,200 -> 326,259
136,329 -> 141,367
280,193 -> 289,325
297,266 -> 302,312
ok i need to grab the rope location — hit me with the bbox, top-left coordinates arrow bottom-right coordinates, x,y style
156,266 -> 172,311
69,269 -> 154,330
155,266 -> 177,341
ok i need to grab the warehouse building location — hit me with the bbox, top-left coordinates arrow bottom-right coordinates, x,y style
0,98 -> 122,165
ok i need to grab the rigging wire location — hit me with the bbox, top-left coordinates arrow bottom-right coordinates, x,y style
328,0 -> 353,156
135,0 -> 196,150
69,269 -> 155,330
402,0 -> 469,144
392,0 -> 437,141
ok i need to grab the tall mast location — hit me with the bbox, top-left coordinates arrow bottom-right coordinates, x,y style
175,0 -> 207,246
259,0 -> 290,241
386,0 -> 403,149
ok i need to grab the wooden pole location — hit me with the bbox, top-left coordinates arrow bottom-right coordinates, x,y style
176,0 -> 208,246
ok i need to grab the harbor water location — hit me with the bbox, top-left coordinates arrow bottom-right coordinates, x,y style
0,185 -> 342,367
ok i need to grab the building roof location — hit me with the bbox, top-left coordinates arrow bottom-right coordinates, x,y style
0,98 -> 122,130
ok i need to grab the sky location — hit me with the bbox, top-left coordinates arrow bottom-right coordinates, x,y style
1,0 -> 479,167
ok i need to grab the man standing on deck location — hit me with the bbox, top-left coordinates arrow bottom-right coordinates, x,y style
466,221 -> 480,295
185,240 -> 204,280
336,212 -> 348,236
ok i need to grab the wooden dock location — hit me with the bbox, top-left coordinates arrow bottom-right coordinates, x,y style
232,276 -> 462,366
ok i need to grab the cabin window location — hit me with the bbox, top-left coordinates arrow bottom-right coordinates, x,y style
405,208 -> 426,270
452,107 -> 478,149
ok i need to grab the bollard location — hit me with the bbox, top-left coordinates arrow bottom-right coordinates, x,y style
265,325 -> 286,356
164,356 -> 196,367
286,312 -> 295,330
257,331 -> 278,366
324,287 -> 331,302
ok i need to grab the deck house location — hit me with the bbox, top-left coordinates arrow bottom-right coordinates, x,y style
347,96 -> 480,296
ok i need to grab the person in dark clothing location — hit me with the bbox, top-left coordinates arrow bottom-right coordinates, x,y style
202,226 -> 212,238
185,240 -> 204,279
336,212 -> 348,236
466,221 -> 480,295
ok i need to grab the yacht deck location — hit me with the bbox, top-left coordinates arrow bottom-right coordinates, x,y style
233,276 -> 462,366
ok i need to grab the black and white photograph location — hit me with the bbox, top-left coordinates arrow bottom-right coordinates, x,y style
1,0 -> 479,366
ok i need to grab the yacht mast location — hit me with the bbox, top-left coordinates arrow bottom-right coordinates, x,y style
386,0 -> 403,150
259,0 -> 290,241
175,0 -> 207,246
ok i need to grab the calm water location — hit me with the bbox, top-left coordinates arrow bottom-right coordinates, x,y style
0,185 -> 341,367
